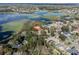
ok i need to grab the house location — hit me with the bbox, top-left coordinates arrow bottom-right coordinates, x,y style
67,47 -> 79,55
33,25 -> 42,35
72,24 -> 79,34
33,25 -> 42,31
33,24 -> 51,36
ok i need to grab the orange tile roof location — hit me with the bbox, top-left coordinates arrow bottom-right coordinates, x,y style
33,26 -> 42,31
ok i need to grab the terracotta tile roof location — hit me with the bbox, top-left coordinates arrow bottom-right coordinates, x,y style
33,26 -> 42,31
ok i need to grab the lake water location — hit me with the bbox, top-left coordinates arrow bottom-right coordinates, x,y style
0,11 -> 64,24
0,31 -> 14,41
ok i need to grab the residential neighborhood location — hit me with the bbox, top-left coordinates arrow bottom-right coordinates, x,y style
0,3 -> 79,55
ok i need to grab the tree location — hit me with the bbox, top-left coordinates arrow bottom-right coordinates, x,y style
59,33 -> 66,41
61,25 -> 69,32
50,26 -> 56,36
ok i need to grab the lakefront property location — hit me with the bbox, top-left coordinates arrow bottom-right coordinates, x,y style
0,3 -> 79,55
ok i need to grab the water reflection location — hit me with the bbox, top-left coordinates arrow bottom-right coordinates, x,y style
0,26 -> 14,41
0,26 -> 3,31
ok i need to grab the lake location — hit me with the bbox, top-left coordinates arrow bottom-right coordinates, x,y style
0,31 -> 14,41
0,11 -> 63,24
